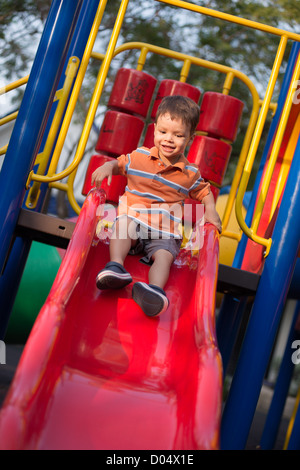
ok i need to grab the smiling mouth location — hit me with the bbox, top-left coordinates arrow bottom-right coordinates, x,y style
161,145 -> 175,152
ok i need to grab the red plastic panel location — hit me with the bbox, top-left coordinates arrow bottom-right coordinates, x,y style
188,135 -> 232,185
142,122 -> 155,148
151,80 -> 201,119
197,92 -> 244,142
108,68 -> 157,117
82,154 -> 126,203
95,110 -> 144,156
188,135 -> 232,199
0,189 -> 222,450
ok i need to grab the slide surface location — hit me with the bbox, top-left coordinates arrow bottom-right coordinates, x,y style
0,189 -> 222,450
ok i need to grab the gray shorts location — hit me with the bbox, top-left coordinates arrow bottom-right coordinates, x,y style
128,223 -> 182,265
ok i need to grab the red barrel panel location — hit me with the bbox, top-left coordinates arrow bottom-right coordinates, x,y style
151,80 -> 201,119
108,68 -> 157,118
82,154 -> 126,203
197,92 -> 244,142
142,123 -> 155,148
188,135 -> 232,199
95,110 -> 144,156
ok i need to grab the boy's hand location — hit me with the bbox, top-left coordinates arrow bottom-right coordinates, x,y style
91,161 -> 117,188
202,191 -> 222,233
204,207 -> 222,233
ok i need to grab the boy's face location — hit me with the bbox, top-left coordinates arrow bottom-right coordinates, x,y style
154,113 -> 192,162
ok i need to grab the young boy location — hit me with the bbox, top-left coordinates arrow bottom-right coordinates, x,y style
91,95 -> 222,317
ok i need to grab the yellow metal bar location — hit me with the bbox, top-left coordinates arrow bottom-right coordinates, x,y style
180,60 -> 191,82
97,41 -> 259,96
31,0 -> 129,215
269,112 -> 300,221
221,89 -> 260,232
235,35 -> 288,255
283,387 -> 300,450
0,145 -> 8,156
157,0 -> 300,41
222,72 -> 235,95
136,47 -> 149,71
0,75 -> 28,96
25,56 -> 80,208
251,49 -> 300,232
28,0 -> 109,185
0,111 -> 18,127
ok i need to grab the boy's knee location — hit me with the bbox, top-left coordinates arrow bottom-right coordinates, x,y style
152,248 -> 174,264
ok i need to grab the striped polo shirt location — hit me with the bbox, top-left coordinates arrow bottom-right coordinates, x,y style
116,146 -> 210,238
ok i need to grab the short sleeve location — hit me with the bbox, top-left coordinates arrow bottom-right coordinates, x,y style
117,154 -> 129,176
188,172 -> 211,202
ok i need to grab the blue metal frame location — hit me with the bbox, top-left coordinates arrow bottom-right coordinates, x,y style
260,301 -> 300,449
216,41 -> 300,376
0,0 -> 84,270
0,0 -> 86,338
221,128 -> 300,449
287,389 -> 300,449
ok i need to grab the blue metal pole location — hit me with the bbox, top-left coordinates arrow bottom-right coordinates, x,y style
0,0 -> 84,337
221,131 -> 300,449
216,296 -> 247,375
216,42 -> 300,376
287,393 -> 300,450
0,0 -> 84,273
260,301 -> 300,449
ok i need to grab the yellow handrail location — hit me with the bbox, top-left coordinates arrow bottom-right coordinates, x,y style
25,56 -> 80,208
0,75 -> 29,95
0,111 -> 18,127
235,36 -> 289,257
251,54 -> 300,233
26,0 -> 109,189
157,0 -> 300,41
0,76 -> 29,155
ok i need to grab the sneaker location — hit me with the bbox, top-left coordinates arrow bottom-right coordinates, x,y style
132,282 -> 169,317
96,261 -> 132,290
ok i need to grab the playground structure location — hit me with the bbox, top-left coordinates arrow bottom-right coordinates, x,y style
0,0 -> 299,450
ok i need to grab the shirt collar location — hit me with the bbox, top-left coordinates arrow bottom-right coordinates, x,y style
149,146 -> 186,171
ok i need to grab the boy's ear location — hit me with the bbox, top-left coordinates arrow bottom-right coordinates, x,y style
189,132 -> 195,143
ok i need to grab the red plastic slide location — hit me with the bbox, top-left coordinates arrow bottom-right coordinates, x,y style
0,189 -> 222,450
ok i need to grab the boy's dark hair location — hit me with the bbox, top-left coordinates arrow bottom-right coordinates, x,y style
155,95 -> 200,135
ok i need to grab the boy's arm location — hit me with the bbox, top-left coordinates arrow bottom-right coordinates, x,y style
201,191 -> 222,233
91,160 -> 120,188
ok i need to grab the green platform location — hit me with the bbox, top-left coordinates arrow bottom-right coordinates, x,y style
5,242 -> 62,343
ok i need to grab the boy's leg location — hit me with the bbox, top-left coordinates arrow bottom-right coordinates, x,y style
132,248 -> 173,317
96,217 -> 136,290
148,249 -> 174,289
